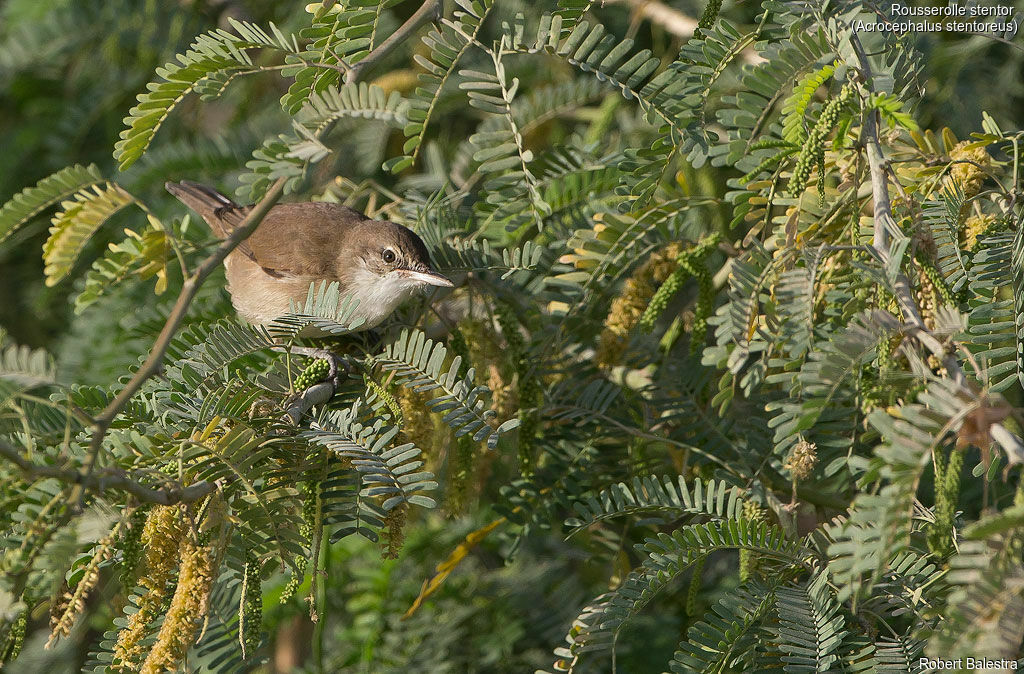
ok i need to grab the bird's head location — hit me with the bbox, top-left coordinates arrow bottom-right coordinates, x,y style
338,220 -> 453,305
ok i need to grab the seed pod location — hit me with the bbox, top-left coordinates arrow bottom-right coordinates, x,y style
281,482 -> 319,604
446,434 -> 477,516
694,0 -> 723,37
739,501 -> 766,582
597,243 -> 684,365
395,385 -> 435,450
239,551 -> 262,659
119,506 -> 150,588
1,607 -> 27,665
686,554 -> 706,616
364,375 -> 403,426
927,448 -> 964,556
916,268 -> 937,332
689,261 -> 714,355
789,85 -> 853,196
382,503 -> 408,559
916,253 -> 955,306
48,529 -> 118,647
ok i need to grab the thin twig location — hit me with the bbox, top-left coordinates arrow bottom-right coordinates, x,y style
344,0 -> 442,84
0,439 -> 215,505
73,177 -> 288,506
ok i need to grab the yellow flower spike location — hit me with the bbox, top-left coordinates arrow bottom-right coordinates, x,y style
139,541 -> 214,674
112,505 -> 186,670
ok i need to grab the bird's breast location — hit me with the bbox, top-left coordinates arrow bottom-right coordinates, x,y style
224,255 -> 420,333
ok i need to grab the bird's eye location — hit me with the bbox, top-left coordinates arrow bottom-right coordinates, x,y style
382,248 -> 396,264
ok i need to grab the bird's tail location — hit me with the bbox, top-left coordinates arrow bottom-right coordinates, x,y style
165,181 -> 240,238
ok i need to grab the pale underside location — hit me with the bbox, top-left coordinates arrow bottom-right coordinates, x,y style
225,254 -> 426,336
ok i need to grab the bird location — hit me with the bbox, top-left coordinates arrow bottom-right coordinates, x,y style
165,180 -> 453,334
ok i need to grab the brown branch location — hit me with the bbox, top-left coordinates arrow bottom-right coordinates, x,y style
73,177 -> 288,506
0,439 -> 215,505
849,34 -> 965,377
344,0 -> 442,84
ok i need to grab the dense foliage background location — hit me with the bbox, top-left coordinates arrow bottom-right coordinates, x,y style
2,0 -> 1024,671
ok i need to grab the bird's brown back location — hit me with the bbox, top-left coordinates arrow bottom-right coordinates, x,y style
239,202 -> 370,278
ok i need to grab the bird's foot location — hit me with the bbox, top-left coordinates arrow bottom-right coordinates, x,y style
273,346 -> 347,390
275,346 -> 350,425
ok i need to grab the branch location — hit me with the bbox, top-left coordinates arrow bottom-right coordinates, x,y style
0,439 -> 216,505
849,34 -> 966,382
344,0 -> 442,84
74,177 -> 288,505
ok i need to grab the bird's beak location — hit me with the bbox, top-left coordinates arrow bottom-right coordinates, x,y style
396,268 -> 454,287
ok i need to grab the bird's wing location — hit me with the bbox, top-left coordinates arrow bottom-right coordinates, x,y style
240,202 -> 369,279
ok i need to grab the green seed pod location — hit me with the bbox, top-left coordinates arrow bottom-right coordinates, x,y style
916,254 -> 956,305
364,376 -> 403,426
497,302 -> 539,474
281,482 -> 319,604
448,327 -> 472,372
739,147 -> 798,184
928,448 -> 964,556
239,551 -> 262,658
789,85 -> 853,196
739,501 -> 766,582
382,503 -> 408,559
694,0 -> 723,37
638,263 -> 689,333
691,231 -> 722,259
689,261 -> 714,355
494,303 -> 524,365
445,325 -> 483,494
517,374 -> 542,475
686,554 -> 706,616
1,607 -> 27,665
446,434 -> 477,516
119,506 -> 150,588
640,233 -> 720,337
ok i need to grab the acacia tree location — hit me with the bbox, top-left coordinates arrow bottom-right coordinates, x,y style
1,0 -> 1024,671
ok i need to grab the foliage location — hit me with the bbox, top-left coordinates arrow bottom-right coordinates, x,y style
2,0 -> 1024,671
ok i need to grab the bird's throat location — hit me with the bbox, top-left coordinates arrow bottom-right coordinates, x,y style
343,268 -> 423,330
